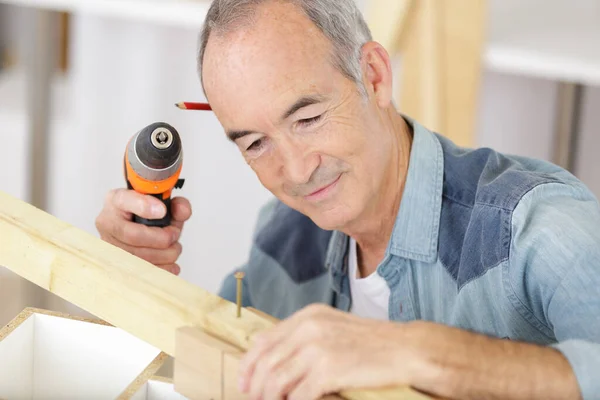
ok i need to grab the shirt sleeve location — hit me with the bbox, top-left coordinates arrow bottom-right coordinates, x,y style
510,180 -> 600,400
217,197 -> 280,306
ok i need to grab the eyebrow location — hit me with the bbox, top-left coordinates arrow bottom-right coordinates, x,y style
226,94 -> 327,142
281,95 -> 327,121
226,130 -> 254,142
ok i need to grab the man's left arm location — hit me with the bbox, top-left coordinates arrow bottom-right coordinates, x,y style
423,182 -> 600,399
235,304 -> 583,400
236,183 -> 600,400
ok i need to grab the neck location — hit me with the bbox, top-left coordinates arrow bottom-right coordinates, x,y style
345,109 -> 412,277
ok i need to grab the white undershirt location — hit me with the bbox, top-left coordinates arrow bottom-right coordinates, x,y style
348,238 -> 391,320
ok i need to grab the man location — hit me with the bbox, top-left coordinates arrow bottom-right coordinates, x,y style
95,0 -> 600,399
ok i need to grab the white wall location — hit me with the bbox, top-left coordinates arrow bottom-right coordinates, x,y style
0,1 -> 598,317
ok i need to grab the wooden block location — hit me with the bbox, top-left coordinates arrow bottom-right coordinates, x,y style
223,351 -> 246,400
174,360 -> 208,400
175,327 -> 243,400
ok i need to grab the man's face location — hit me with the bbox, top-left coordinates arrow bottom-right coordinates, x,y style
203,2 -> 393,231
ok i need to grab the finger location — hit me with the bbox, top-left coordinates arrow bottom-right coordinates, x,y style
171,197 -> 192,223
107,220 -> 180,249
263,352 -> 311,400
110,189 -> 166,220
240,309 -> 320,390
247,338 -> 301,400
239,327 -> 289,393
288,369 -> 327,400
116,241 -> 182,265
157,264 -> 181,275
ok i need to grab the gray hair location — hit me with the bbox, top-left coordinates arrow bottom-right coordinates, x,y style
197,0 -> 373,96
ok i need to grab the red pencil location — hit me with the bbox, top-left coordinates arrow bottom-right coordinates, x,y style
175,102 -> 212,111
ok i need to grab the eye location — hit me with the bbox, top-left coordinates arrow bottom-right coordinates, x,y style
246,139 -> 264,152
297,114 -> 323,127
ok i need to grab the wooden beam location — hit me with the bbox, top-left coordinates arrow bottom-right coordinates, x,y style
365,0 -> 414,54
378,0 -> 486,148
397,0 -> 444,135
440,0 -> 487,148
0,190 -> 432,399
0,189 -> 272,357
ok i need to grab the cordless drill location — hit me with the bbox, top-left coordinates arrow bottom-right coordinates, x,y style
124,122 -> 185,227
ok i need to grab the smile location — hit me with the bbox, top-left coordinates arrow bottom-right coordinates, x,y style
305,174 -> 342,201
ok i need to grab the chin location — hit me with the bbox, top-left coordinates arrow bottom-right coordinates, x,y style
304,204 -> 356,232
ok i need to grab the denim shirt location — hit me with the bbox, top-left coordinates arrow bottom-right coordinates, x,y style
219,118 -> 600,399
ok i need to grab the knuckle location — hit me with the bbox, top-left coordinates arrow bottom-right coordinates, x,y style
266,372 -> 287,396
172,242 -> 183,259
109,189 -> 124,208
140,198 -> 153,217
303,319 -> 324,337
120,223 -> 140,244
104,189 -> 116,206
156,231 -> 173,249
305,341 -> 326,360
263,353 -> 280,372
303,303 -> 327,318
94,214 -> 105,233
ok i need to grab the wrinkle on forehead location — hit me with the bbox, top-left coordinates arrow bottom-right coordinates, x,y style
202,1 -> 339,129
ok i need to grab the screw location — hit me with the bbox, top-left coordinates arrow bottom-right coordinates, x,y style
235,271 -> 245,318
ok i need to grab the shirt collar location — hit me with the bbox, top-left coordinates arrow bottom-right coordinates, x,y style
387,117 -> 444,262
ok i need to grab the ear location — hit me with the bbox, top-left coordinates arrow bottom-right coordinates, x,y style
360,42 -> 394,108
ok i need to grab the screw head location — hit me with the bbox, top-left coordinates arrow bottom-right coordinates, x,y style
150,127 -> 174,150
234,271 -> 245,280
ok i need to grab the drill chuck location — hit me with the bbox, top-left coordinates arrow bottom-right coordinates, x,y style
124,122 -> 185,227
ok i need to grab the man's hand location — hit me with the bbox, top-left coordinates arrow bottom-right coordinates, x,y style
237,304 -> 424,400
238,304 -> 582,400
95,189 -> 192,275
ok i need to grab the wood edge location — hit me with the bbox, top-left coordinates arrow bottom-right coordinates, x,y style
0,307 -> 110,342
148,375 -> 174,385
177,325 -> 244,354
0,307 -> 34,340
23,306 -> 111,326
117,351 -> 170,400
246,307 -> 278,323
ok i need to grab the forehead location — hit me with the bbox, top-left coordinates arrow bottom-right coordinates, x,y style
202,1 -> 340,124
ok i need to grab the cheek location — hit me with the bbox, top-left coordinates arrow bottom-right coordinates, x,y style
248,155 -> 283,193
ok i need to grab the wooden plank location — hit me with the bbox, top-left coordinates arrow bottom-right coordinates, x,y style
365,0 -> 414,53
440,0 -> 487,148
174,327 -> 241,400
397,0 -> 444,135
0,189 -> 273,357
394,0 -> 486,148
0,190 -> 432,399
420,0 -> 443,133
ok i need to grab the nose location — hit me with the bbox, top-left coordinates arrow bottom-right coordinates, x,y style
280,139 -> 319,185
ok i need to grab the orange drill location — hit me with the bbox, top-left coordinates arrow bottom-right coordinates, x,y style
124,122 -> 185,227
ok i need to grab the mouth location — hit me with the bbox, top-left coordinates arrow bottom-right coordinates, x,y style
305,174 -> 342,201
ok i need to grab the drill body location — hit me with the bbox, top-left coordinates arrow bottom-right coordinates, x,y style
124,122 -> 185,227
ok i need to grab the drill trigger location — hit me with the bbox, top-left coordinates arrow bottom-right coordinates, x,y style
175,179 -> 185,189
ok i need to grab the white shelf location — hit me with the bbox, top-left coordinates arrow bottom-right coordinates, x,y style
0,0 -> 210,28
485,0 -> 600,86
